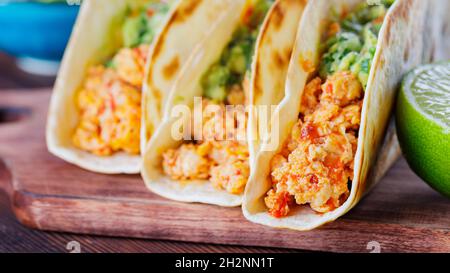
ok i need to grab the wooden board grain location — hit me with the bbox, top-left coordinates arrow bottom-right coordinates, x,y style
0,90 -> 449,253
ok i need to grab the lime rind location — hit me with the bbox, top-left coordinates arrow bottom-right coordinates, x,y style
403,63 -> 450,134
398,62 -> 450,197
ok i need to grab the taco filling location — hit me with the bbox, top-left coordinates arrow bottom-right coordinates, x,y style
72,1 -> 172,156
162,0 -> 274,195
265,1 -> 393,217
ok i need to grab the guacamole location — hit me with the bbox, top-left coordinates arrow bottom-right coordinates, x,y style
319,0 -> 395,88
122,1 -> 172,48
201,0 -> 274,103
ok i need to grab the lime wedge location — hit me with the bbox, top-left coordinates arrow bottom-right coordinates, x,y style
396,62 -> 450,198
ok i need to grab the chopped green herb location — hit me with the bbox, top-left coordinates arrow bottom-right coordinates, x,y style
318,1 -> 394,88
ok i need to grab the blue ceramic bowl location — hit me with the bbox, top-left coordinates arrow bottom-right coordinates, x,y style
0,1 -> 79,61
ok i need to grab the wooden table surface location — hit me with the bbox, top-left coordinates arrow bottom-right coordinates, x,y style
2,53 -> 448,253
0,53 -> 304,253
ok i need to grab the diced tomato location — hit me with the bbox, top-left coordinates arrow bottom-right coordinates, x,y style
242,6 -> 254,26
324,155 -> 346,184
301,123 -> 319,140
269,192 -> 292,218
328,22 -> 341,37
340,8 -> 349,19
108,92 -> 116,111
324,154 -> 343,169
270,209 -> 282,218
146,8 -> 155,17
309,174 -> 319,184
98,102 -> 106,115
373,16 -> 385,24
326,82 -> 333,93
325,198 -> 337,210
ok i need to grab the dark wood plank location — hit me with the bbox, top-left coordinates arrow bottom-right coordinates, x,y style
0,90 -> 449,253
0,191 -> 297,253
0,155 -> 298,253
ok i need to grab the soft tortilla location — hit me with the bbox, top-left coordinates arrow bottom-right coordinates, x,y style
243,0 -> 445,230
141,0 -> 307,207
248,0 -> 307,164
46,0 -> 230,174
141,0 -> 246,153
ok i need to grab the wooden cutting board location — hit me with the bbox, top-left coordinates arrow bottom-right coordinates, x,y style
0,89 -> 449,253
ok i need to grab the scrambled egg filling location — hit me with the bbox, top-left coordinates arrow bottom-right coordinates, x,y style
73,2 -> 171,156
265,1 -> 392,216
73,45 -> 148,156
162,0 -> 273,194
266,72 -> 362,216
162,99 -> 250,195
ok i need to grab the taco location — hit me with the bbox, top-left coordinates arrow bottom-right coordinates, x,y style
243,0 -> 440,230
47,0 -> 238,174
141,0 -> 308,206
